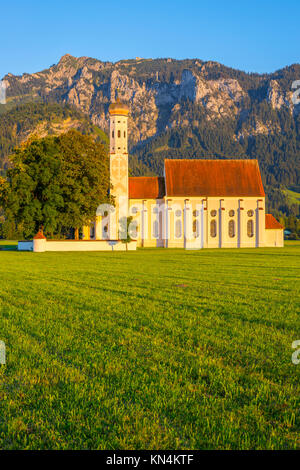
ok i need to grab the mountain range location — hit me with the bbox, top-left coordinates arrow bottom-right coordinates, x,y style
1,54 -> 300,215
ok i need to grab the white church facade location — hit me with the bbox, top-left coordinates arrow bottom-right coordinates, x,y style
83,99 -> 284,249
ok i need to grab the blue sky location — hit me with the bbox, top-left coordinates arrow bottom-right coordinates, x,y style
1,0 -> 299,79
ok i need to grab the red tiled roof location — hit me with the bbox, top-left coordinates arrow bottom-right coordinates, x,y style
129,177 -> 165,199
33,231 -> 46,239
265,214 -> 284,230
164,159 -> 265,197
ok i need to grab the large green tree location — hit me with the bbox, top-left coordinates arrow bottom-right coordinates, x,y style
0,130 -> 110,239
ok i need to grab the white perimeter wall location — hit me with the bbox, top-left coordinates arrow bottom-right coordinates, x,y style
18,240 -> 137,252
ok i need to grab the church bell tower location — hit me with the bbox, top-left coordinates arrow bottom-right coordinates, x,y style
108,98 -> 129,239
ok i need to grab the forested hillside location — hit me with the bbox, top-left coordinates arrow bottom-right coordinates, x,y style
0,102 -> 151,178
1,55 -> 300,220
0,103 -> 108,173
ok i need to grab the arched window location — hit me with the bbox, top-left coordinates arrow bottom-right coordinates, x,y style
228,220 -> 235,238
118,130 -> 121,138
247,220 -> 254,238
112,130 -> 114,138
193,219 -> 199,238
90,224 -> 95,239
153,220 -> 159,239
124,131 -> 126,138
159,212 -> 163,239
129,221 -> 138,239
175,220 -> 182,238
210,220 -> 217,238
102,224 -> 109,239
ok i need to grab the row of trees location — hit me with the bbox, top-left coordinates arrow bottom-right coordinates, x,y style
0,102 -> 109,173
0,130 -> 111,239
277,215 -> 300,239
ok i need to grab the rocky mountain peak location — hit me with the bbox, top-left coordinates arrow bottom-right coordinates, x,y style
2,55 -> 299,146
58,53 -> 76,64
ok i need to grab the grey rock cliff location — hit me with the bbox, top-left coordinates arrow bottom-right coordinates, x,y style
3,55 -> 300,145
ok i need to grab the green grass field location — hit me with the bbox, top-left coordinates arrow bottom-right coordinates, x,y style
0,242 -> 299,450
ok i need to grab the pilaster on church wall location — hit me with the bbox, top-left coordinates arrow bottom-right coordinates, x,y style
238,199 -> 244,248
257,198 -> 265,247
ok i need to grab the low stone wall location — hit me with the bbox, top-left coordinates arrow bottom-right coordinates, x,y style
18,241 -> 34,251
18,239 -> 137,252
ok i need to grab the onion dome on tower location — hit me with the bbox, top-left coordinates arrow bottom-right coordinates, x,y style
109,98 -> 129,116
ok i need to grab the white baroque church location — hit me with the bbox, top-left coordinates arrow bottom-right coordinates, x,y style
83,99 -> 284,249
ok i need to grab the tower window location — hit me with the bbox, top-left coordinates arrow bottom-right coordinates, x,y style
124,131 -> 126,138
112,131 -> 114,138
118,130 -> 121,138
